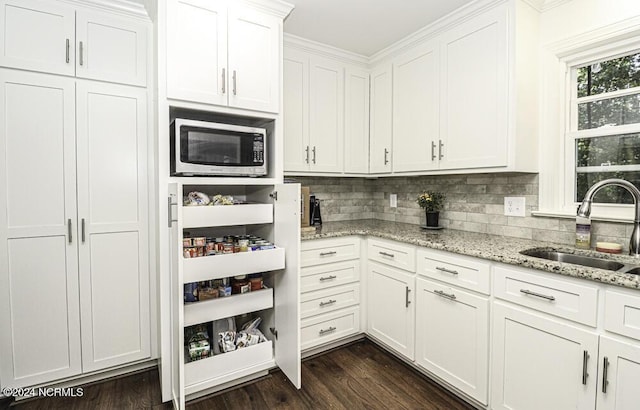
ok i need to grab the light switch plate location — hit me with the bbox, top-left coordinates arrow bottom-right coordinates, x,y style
504,197 -> 526,217
390,194 -> 397,208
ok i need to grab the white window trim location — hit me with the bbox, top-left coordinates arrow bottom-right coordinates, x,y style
536,16 -> 640,222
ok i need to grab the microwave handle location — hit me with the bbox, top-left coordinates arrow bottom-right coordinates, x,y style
221,68 -> 226,94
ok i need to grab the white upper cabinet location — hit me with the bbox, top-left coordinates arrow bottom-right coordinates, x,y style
0,0 -> 147,86
344,67 -> 369,174
75,10 -> 148,86
369,64 -> 392,174
392,39 -> 439,173
227,6 -> 280,112
438,5 -> 508,170
167,0 -> 285,113
0,0 -> 75,76
283,48 -> 309,172
167,0 -> 227,106
309,56 -> 345,172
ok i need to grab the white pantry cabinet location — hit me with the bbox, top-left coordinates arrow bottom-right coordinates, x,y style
367,261 -> 415,360
0,70 -> 150,388
167,0 -> 287,112
0,0 -> 148,86
491,302 -> 599,410
392,39 -> 439,173
167,184 -> 301,409
369,64 -> 393,173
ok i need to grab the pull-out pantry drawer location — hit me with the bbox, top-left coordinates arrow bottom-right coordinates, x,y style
300,283 -> 360,319
301,237 -> 360,267
417,248 -> 491,295
604,289 -> 640,340
367,238 -> 416,272
493,265 -> 598,326
301,307 -> 360,350
300,260 -> 360,293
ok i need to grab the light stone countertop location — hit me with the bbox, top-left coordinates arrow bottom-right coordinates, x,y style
301,219 -> 640,291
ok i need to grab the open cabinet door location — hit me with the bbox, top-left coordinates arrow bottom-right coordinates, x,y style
273,183 -> 301,388
168,183 -> 185,410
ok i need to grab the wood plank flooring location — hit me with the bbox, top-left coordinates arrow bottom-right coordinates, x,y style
4,340 -> 473,410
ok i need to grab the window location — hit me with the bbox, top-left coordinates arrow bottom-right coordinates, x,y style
568,50 -> 640,207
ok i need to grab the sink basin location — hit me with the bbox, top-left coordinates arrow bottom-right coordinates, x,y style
623,267 -> 640,275
520,248 -> 625,271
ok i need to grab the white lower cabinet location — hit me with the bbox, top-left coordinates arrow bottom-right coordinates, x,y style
415,277 -> 489,405
597,336 -> 640,410
367,261 -> 415,360
491,302 -> 599,410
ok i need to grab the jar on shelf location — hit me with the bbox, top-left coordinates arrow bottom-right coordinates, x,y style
248,273 -> 263,291
231,275 -> 250,294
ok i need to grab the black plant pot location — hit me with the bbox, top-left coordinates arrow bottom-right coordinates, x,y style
426,211 -> 439,227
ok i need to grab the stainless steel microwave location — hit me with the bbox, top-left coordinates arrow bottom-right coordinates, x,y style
170,119 -> 267,176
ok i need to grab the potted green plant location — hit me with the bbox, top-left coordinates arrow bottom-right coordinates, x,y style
416,191 -> 446,227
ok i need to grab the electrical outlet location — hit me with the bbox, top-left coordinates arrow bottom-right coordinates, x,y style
390,194 -> 397,208
504,197 -> 526,217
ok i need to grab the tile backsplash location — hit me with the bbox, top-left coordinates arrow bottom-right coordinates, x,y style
291,173 -> 632,250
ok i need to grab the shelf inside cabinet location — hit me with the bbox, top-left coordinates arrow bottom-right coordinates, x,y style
184,288 -> 274,327
182,204 -> 273,228
183,247 -> 285,283
184,340 -> 274,394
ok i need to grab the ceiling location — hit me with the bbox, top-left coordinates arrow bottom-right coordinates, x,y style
283,0 -> 477,57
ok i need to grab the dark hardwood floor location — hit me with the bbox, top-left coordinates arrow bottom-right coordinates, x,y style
3,340 -> 473,410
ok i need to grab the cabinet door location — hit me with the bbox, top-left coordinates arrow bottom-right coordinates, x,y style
597,336 -> 640,410
76,10 -> 148,87
415,278 -> 489,404
367,261 -> 414,360
369,64 -> 393,174
227,5 -> 280,112
167,0 -> 227,105
0,0 -> 75,76
439,5 -> 508,170
491,303 -> 598,410
283,48 -> 310,172
76,81 -> 150,372
0,70 -> 81,387
344,67 -> 369,174
392,40 -> 439,172
309,56 -> 344,173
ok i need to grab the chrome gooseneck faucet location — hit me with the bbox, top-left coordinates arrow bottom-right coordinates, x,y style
577,178 -> 640,256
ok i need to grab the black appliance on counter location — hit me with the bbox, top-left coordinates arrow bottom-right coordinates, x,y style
309,195 -> 322,226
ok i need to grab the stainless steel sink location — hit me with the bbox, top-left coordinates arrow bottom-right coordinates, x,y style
520,248 -> 626,271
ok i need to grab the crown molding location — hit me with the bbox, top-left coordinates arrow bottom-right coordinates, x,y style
540,0 -> 573,12
59,0 -> 150,19
284,33 -> 370,67
239,0 -> 294,19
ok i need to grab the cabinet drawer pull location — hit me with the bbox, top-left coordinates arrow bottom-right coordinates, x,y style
405,286 -> 411,307
221,68 -> 226,93
602,357 -> 609,393
305,146 -> 310,163
379,251 -> 395,258
582,350 -> 589,385
434,289 -> 457,300
319,299 -> 336,307
431,141 -> 436,161
319,251 -> 337,256
319,275 -> 337,282
81,218 -> 86,243
312,146 -> 317,164
520,289 -> 555,301
439,139 -> 444,160
68,219 -> 72,243
436,266 -> 459,275
232,70 -> 237,95
384,148 -> 389,165
319,326 -> 336,335
79,41 -> 84,66
66,38 -> 70,63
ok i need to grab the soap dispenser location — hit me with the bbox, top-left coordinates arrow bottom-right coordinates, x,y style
575,214 -> 591,249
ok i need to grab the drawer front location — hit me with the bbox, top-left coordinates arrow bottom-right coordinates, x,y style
604,290 -> 640,341
417,248 -> 491,295
493,266 -> 599,326
301,284 -> 360,319
301,237 -> 360,267
301,307 -> 360,350
301,260 -> 360,293
367,238 -> 416,272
